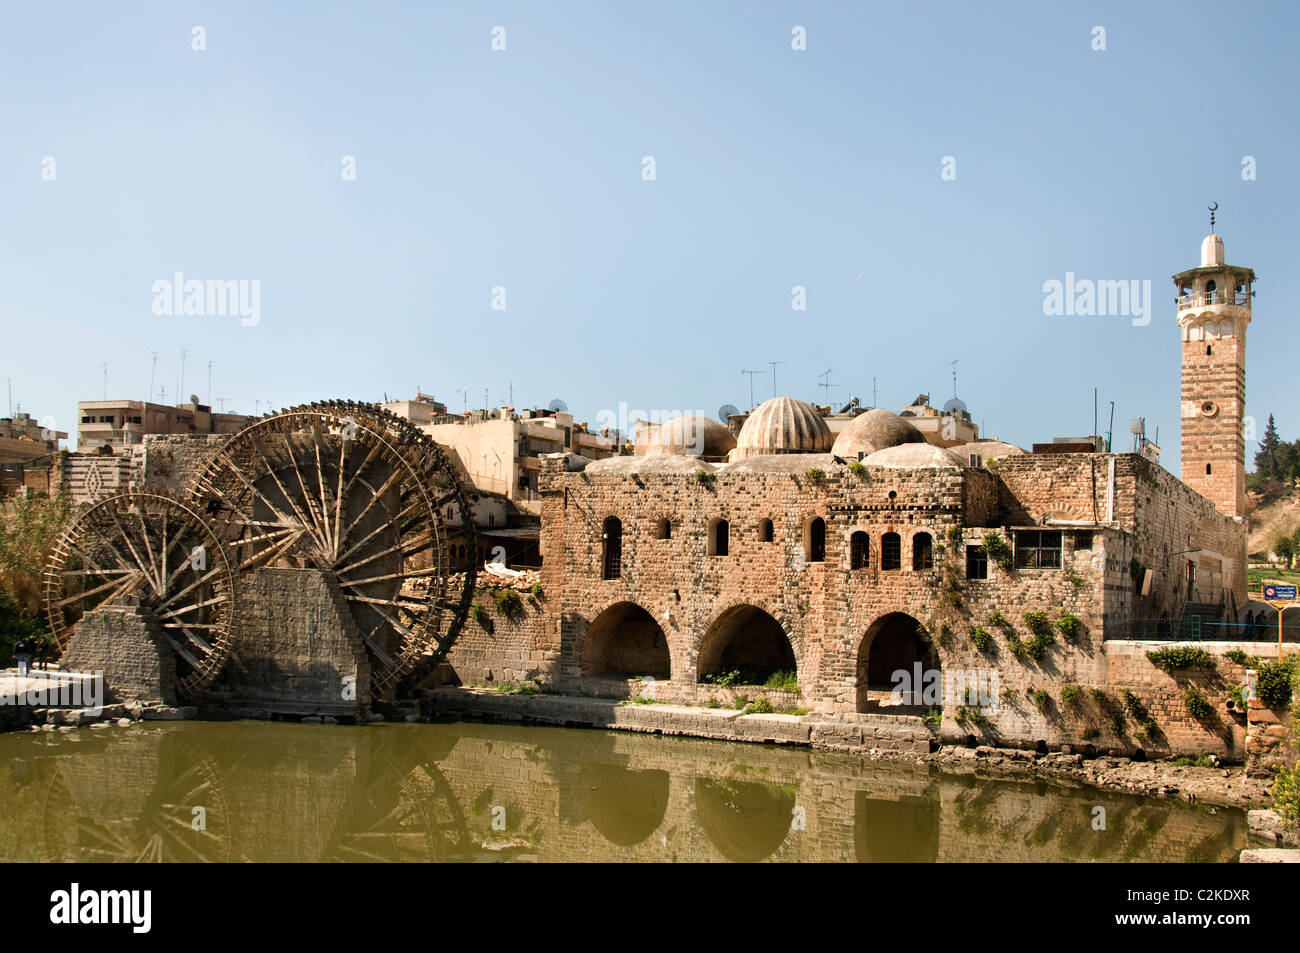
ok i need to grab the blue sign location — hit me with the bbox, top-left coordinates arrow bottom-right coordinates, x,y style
1263,584 -> 1297,601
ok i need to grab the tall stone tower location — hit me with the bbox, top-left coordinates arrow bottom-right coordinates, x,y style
1173,226 -> 1254,519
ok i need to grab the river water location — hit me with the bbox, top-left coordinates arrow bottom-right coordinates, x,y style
0,720 -> 1246,862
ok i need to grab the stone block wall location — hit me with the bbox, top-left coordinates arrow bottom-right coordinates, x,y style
440,585 -> 558,687
60,604 -> 177,704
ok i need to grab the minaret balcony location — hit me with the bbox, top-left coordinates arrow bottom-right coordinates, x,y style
1176,290 -> 1250,309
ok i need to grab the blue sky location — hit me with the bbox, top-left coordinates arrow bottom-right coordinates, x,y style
2,1 -> 1297,463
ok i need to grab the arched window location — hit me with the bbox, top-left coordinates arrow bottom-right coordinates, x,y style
602,517 -> 623,579
759,519 -> 774,543
653,518 -> 671,540
458,544 -> 466,561
805,517 -> 826,562
708,518 -> 730,557
881,532 -> 901,571
912,532 -> 933,570
850,531 -> 870,570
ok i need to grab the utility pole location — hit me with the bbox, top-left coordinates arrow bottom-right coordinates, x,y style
6,378 -> 11,418
179,347 -> 190,402
872,377 -> 877,409
149,351 -> 160,405
769,361 -> 783,400
741,369 -> 764,409
458,386 -> 470,414
207,360 -> 215,405
100,364 -> 108,400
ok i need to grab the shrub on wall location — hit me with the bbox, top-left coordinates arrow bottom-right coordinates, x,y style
1031,689 -> 1052,713
1061,684 -> 1084,708
847,461 -> 866,475
695,470 -> 716,487
969,626 -> 993,653
1183,684 -> 1213,722
806,467 -> 826,484
981,532 -> 1012,570
1146,646 -> 1214,674
1256,657 -> 1296,708
1054,611 -> 1084,640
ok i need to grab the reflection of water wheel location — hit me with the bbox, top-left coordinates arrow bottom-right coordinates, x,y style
325,733 -> 471,862
40,741 -> 234,862
190,405 -> 476,698
42,491 -> 236,697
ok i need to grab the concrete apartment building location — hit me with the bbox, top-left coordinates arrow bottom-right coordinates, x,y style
77,399 -> 256,451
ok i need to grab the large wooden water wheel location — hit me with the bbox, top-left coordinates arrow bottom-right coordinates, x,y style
190,404 -> 476,698
42,490 -> 236,698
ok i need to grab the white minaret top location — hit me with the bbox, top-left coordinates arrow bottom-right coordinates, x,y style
1201,233 -> 1225,267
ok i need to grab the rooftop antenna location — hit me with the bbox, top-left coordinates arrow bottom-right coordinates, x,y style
948,359 -> 959,398
1208,202 -> 1218,234
872,377 -> 877,409
159,383 -> 166,405
818,369 -> 835,405
483,387 -> 489,412
508,381 -> 514,406
178,347 -> 190,403
458,386 -> 470,414
207,360 -> 215,405
148,351 -> 160,406
215,397 -> 230,412
1107,401 -> 1115,453
768,360 -> 783,400
100,363 -> 109,400
741,369 -> 764,409
6,378 -> 11,418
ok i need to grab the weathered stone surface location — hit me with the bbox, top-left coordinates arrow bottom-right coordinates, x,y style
60,605 -> 177,705
1239,848 -> 1299,863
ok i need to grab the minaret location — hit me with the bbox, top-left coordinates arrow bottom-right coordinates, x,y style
1173,211 -> 1254,519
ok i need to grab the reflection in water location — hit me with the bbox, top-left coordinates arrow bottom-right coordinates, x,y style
855,793 -> 940,863
0,721 -> 1249,863
580,764 -> 669,847
695,778 -> 796,862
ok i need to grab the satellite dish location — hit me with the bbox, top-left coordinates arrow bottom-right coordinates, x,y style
189,394 -> 201,405
718,404 -> 741,424
548,398 -> 568,414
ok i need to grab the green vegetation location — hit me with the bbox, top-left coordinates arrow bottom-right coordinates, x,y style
1223,648 -> 1250,665
1146,645 -> 1214,673
1172,755 -> 1217,768
847,460 -> 866,475
492,587 -> 525,619
701,668 -> 798,692
469,603 -> 488,625
1183,685 -> 1212,721
1031,689 -> 1052,713
529,582 -> 544,599
1063,569 -> 1085,588
1256,657 -> 1296,708
695,469 -> 716,487
969,626 -> 993,653
955,706 -> 989,726
745,698 -> 775,714
482,681 -> 543,696
1061,685 -> 1084,709
0,490 -> 72,664
981,532 -> 1013,571
1054,611 -> 1084,640
987,609 -> 1010,629
806,467 -> 826,484
922,707 -> 943,725
705,697 -> 720,709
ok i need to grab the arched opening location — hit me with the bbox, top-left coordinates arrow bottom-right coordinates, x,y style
854,791 -> 939,863
698,604 -> 796,687
653,517 -> 671,540
581,602 -> 670,679
856,612 -> 939,712
912,532 -> 933,570
881,532 -> 901,571
850,531 -> 870,570
804,517 -> 826,562
580,764 -> 669,847
708,518 -> 729,557
695,778 -> 795,862
759,519 -> 774,543
1206,345 -> 1212,356
458,544 -> 466,561
602,516 -> 622,579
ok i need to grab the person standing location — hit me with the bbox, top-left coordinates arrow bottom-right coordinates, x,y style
14,638 -> 31,677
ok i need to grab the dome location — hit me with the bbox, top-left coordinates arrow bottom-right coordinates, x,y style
830,409 -> 925,458
735,397 -> 832,458
863,443 -> 968,469
951,440 -> 1024,465
640,414 -> 736,458
1201,233 -> 1225,267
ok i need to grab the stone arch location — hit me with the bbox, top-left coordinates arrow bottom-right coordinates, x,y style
911,531 -> 934,570
581,601 -> 670,679
803,516 -> 826,562
856,612 -> 940,712
697,603 -> 797,684
849,530 -> 870,570
707,517 -> 730,556
602,516 -> 622,579
758,518 -> 775,543
652,517 -> 671,540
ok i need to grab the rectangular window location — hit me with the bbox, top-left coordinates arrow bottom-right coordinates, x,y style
1014,530 -> 1062,569
965,545 -> 988,580
1075,530 -> 1093,550
881,533 -> 901,571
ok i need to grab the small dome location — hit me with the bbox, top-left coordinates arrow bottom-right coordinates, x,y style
863,443 -> 968,469
640,414 -> 736,457
831,409 -> 925,458
1201,233 -> 1225,267
735,397 -> 831,458
951,440 -> 1024,465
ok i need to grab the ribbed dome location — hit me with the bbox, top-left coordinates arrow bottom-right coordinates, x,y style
863,443 -> 968,469
735,397 -> 831,458
831,409 -> 925,458
640,414 -> 736,457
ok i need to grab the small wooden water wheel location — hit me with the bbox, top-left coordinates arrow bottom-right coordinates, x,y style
189,404 -> 476,698
42,490 -> 236,698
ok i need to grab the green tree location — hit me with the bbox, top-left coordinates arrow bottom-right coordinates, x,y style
1255,413 -> 1280,478
1275,533 -> 1296,569
0,489 -> 73,618
1276,441 -> 1300,484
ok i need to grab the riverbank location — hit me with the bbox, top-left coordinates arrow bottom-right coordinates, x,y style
420,687 -> 1280,812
